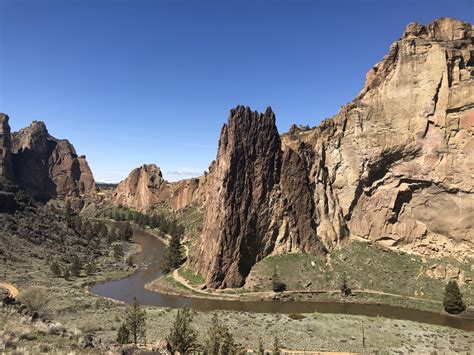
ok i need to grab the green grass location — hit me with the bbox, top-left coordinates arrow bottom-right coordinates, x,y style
178,266 -> 205,286
247,241 -> 473,310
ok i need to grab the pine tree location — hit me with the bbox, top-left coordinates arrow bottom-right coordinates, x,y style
85,263 -> 94,276
50,262 -> 61,277
203,313 -> 222,355
113,244 -> 124,260
125,297 -> 146,345
117,322 -> 130,344
443,280 -> 466,314
166,307 -> 198,354
122,222 -> 133,242
160,233 -> 183,274
203,313 -> 240,355
70,255 -> 82,277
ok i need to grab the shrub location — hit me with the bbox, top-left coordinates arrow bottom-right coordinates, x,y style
50,262 -> 61,277
272,268 -> 286,292
19,287 -> 51,318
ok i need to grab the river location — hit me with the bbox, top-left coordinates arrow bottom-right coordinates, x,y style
90,228 -> 474,331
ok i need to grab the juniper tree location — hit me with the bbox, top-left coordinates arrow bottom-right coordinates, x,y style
160,233 -> 183,274
166,307 -> 198,354
203,313 -> 239,355
50,262 -> 61,277
117,323 -> 130,344
443,280 -> 466,314
70,255 -> 82,277
125,297 -> 146,345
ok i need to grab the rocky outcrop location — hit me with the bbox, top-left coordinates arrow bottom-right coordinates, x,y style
10,121 -> 97,201
113,164 -> 207,211
113,164 -> 172,210
0,114 -> 16,191
191,106 -> 326,288
170,176 -> 207,210
192,18 -> 474,288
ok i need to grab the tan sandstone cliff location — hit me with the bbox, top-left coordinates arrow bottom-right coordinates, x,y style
191,18 -> 474,288
113,164 -> 206,211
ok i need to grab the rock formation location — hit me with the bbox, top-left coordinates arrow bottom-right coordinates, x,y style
0,114 -> 16,191
10,120 -> 97,201
113,163 -> 206,211
113,164 -> 172,210
192,18 -> 474,288
191,106 -> 327,288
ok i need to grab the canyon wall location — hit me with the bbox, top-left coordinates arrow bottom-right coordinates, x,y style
0,118 -> 97,201
113,163 -> 206,211
191,18 -> 474,288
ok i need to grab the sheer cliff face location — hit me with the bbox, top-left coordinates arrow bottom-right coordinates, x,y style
190,106 -> 327,288
9,121 -> 97,201
192,18 -> 474,288
0,114 -> 16,190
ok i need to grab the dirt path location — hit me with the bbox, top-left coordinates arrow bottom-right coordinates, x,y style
171,269 -> 442,306
0,282 -> 19,298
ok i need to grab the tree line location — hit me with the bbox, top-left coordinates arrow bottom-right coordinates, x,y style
108,206 -> 185,238
117,298 -> 282,354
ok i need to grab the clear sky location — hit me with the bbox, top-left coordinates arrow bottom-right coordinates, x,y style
1,0 -> 472,182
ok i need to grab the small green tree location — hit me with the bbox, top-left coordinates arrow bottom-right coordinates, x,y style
85,263 -> 94,276
113,244 -> 124,260
122,222 -> 133,242
50,262 -> 61,277
203,313 -> 240,354
341,278 -> 352,297
272,268 -> 286,292
63,269 -> 70,280
125,297 -> 146,345
443,280 -> 466,314
166,307 -> 198,354
126,256 -> 134,267
160,233 -> 183,274
116,322 -> 130,344
70,255 -> 82,277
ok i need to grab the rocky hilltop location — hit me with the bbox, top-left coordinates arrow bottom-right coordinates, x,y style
0,116 -> 97,202
0,114 -> 17,191
113,163 -> 206,211
191,18 -> 474,288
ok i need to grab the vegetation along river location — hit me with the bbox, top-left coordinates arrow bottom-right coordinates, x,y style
91,229 -> 474,331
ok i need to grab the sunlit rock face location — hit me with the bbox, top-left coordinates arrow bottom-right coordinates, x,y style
11,120 -> 97,201
191,18 -> 474,288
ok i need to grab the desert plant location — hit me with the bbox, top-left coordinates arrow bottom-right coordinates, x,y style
19,287 -> 51,318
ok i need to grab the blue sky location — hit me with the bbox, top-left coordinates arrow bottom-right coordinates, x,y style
1,0 -> 472,182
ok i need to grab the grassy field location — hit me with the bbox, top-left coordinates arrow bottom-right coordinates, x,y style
1,206 -> 473,353
243,241 -> 473,312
